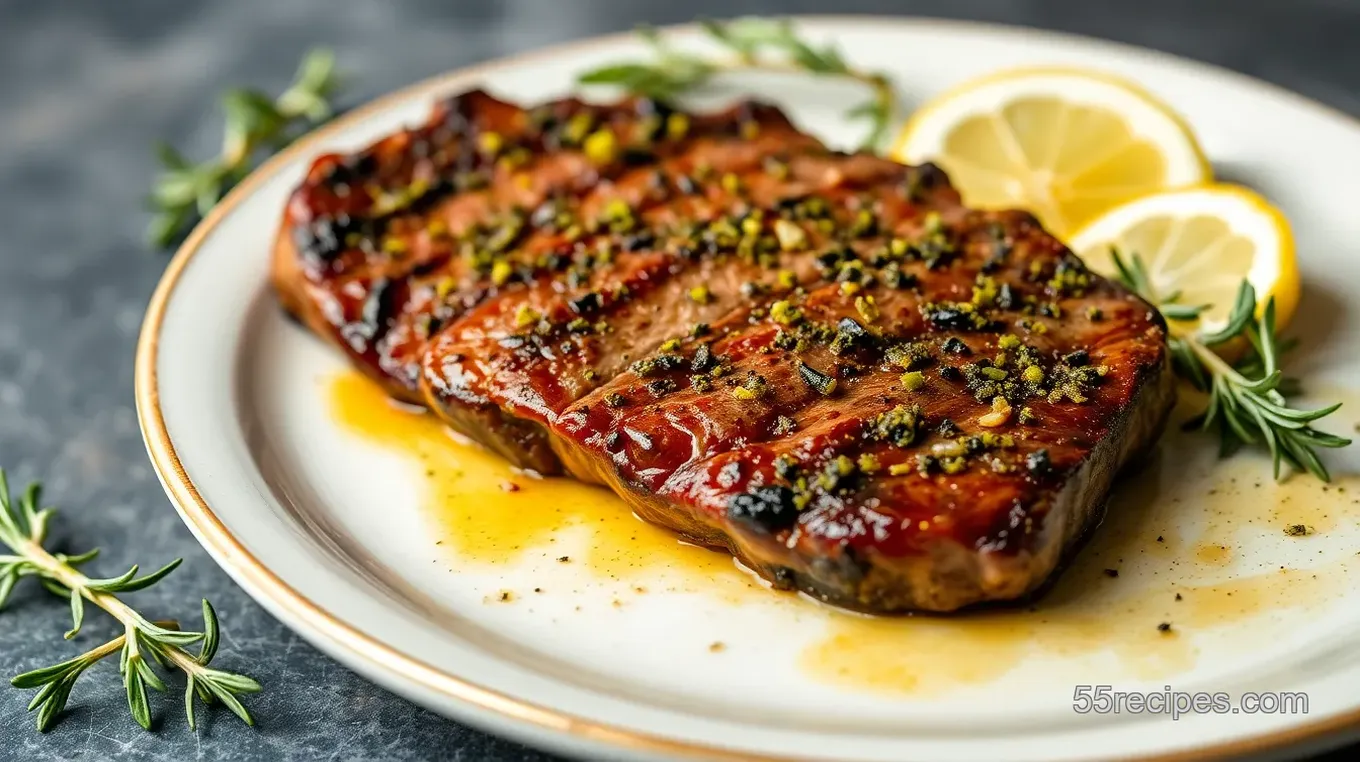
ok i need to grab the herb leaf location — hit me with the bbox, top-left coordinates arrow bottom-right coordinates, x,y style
148,49 -> 343,249
1110,249 -> 1351,480
1,470 -> 261,733
577,18 -> 897,152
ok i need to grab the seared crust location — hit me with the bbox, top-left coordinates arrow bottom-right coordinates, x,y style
271,89 -> 1174,613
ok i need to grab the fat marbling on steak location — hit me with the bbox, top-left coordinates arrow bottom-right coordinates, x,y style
271,88 -> 1174,613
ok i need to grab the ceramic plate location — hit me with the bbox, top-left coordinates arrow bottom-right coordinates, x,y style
137,16 -> 1360,762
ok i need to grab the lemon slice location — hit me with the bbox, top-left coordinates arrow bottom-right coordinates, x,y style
893,67 -> 1211,238
1068,184 -> 1299,333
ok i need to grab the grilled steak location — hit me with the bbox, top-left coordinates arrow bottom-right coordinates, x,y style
272,89 -> 1174,613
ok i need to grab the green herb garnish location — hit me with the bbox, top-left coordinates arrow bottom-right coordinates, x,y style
148,49 -> 343,248
577,19 -> 896,151
0,470 -> 260,732
1111,250 -> 1351,481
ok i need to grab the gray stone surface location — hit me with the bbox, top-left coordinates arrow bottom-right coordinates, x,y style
0,0 -> 1356,759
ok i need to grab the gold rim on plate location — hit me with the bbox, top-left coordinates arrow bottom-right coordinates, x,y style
134,16 -> 1360,761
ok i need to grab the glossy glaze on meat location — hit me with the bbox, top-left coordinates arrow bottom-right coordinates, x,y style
272,89 -> 1173,613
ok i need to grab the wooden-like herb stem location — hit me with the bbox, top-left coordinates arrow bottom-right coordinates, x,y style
665,58 -> 895,149
1,470 -> 261,733
577,18 -> 898,151
1110,250 -> 1350,481
148,49 -> 343,248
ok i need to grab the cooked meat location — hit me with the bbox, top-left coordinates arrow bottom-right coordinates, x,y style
272,89 -> 1174,613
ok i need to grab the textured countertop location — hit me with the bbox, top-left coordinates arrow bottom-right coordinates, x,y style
1,0 -> 1357,759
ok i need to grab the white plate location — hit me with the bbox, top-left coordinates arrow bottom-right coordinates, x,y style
137,16 -> 1360,762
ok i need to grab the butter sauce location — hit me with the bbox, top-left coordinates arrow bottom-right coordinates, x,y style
804,389 -> 1357,695
328,371 -> 757,596
330,371 -> 1357,696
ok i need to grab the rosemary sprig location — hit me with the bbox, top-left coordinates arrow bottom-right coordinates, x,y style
0,470 -> 261,732
578,19 -> 896,151
148,49 -> 344,249
1110,250 -> 1351,480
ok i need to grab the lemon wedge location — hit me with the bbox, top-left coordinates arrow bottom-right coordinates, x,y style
892,67 -> 1211,238
1068,184 -> 1299,333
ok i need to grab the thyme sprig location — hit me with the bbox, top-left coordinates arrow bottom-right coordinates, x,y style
1111,250 -> 1351,481
0,470 -> 260,732
578,19 -> 897,151
148,49 -> 343,248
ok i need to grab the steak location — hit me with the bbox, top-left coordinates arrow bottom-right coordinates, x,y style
272,89 -> 1174,613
